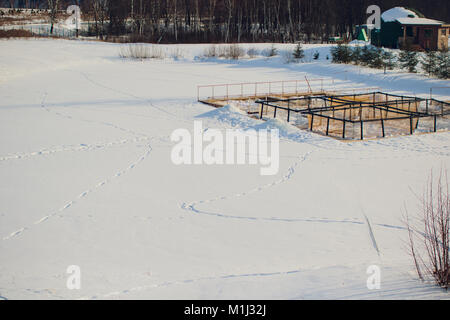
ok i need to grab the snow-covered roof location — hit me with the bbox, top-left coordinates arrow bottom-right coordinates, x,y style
396,17 -> 444,26
381,7 -> 418,22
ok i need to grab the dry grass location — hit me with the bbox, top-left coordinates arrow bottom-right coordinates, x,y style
0,29 -> 35,38
119,44 -> 166,60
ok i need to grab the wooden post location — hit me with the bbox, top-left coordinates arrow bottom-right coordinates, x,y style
342,120 -> 346,139
260,103 -> 264,119
326,118 -> 330,136
410,116 -> 413,135
381,119 -> 385,138
274,106 -> 277,118
287,108 -> 291,123
360,120 -> 364,140
434,115 -> 437,132
310,114 -> 314,130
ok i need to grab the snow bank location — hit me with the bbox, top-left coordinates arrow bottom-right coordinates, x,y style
381,7 -> 418,22
349,40 -> 371,46
195,104 -> 258,128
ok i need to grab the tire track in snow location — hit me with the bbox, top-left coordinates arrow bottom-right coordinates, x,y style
2,142 -> 153,241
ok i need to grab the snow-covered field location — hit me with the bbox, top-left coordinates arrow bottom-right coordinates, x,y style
0,39 -> 449,300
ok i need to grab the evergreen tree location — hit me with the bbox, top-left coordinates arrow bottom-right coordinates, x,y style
293,43 -> 305,60
331,44 -> 351,64
398,48 -> 419,73
360,45 -> 376,66
369,47 -> 384,69
381,50 -> 396,74
421,51 -> 438,76
350,46 -> 362,65
435,51 -> 450,79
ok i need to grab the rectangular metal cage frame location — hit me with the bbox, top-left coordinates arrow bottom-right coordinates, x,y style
256,92 -> 450,140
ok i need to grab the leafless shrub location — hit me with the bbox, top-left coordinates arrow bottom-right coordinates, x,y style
0,29 -> 34,38
247,47 -> 259,58
206,44 -> 244,60
405,169 -> 450,289
119,44 -> 165,60
262,44 -> 278,57
227,44 -> 244,60
203,44 -> 218,58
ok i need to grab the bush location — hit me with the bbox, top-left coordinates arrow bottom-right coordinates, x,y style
247,47 -> 259,58
119,44 -> 165,60
381,50 -> 397,73
368,47 -> 384,69
405,169 -> 449,289
0,29 -> 34,38
421,51 -> 438,76
360,46 -> 377,66
398,48 -> 419,73
435,51 -> 450,79
293,43 -> 305,60
263,44 -> 278,57
350,46 -> 362,64
330,44 -> 352,64
203,45 -> 218,58
227,44 -> 244,60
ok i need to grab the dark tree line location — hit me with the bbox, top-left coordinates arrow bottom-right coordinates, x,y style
2,0 -> 449,43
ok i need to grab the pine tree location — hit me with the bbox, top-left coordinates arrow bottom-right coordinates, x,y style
381,50 -> 396,74
398,48 -> 419,73
360,46 -> 376,66
293,43 -> 305,60
351,46 -> 362,65
369,48 -> 384,69
268,44 -> 278,57
435,51 -> 450,79
331,44 -> 351,64
421,51 -> 438,76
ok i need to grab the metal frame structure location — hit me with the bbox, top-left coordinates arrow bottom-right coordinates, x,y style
256,92 -> 450,140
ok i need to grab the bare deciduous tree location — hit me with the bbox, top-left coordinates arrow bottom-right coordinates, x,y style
405,169 -> 450,289
47,0 -> 60,34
